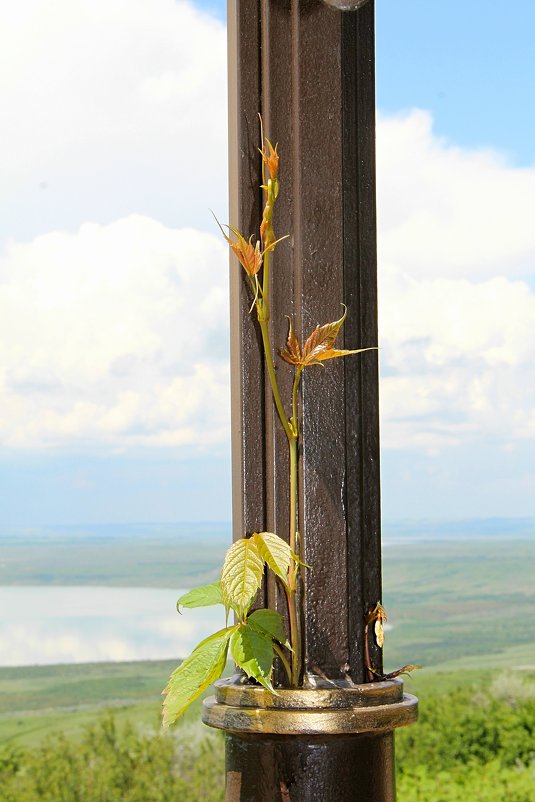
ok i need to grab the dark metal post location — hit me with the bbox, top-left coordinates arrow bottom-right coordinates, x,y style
203,1 -> 417,799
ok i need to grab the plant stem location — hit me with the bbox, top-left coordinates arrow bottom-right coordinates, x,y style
291,367 -> 303,436
256,198 -> 302,687
262,241 -> 270,301
272,641 -> 292,685
363,622 -> 374,682
258,316 -> 294,443
287,434 -> 301,686
288,368 -> 303,685
288,434 -> 298,560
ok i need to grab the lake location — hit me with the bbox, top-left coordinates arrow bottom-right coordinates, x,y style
0,586 -> 226,668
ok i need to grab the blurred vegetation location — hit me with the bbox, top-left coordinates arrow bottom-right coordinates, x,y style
1,531 -> 533,798
397,672 -> 535,801
0,715 -> 225,802
0,670 -> 533,801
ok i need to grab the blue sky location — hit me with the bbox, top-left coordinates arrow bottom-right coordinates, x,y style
201,0 -> 535,164
1,0 -> 534,526
376,0 -> 535,166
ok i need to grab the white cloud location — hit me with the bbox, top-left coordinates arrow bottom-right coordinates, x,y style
376,111 -> 535,450
379,266 -> 535,449
0,1 -> 533,459
0,216 -> 231,448
377,110 -> 535,280
0,0 -> 228,240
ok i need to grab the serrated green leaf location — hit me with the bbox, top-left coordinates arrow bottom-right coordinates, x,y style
161,626 -> 237,728
230,624 -> 275,691
176,582 -> 223,613
248,608 -> 290,649
220,538 -> 264,618
253,531 -> 292,588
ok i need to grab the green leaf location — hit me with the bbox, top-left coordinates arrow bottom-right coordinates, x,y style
230,624 -> 275,691
220,538 -> 264,618
161,626 -> 237,728
248,608 -> 290,648
253,531 -> 292,588
176,582 -> 223,613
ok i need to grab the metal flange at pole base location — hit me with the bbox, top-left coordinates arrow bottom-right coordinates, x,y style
203,677 -> 418,802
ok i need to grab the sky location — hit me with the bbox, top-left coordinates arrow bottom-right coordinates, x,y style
1,0 -> 534,526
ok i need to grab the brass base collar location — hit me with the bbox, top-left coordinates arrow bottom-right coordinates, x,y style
203,676 -> 418,736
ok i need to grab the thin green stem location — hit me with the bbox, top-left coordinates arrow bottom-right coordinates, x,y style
289,436 -> 298,560
287,587 -> 300,687
255,171 -> 303,687
256,285 -> 300,685
258,317 -> 294,443
262,243 -> 270,301
288,434 -> 301,686
272,641 -> 292,685
291,366 -> 303,436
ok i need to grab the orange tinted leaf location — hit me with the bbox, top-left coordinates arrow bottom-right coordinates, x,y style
300,306 -> 377,366
213,214 -> 263,278
301,307 -> 348,364
280,317 -> 302,366
227,229 -> 263,277
259,138 -> 279,180
280,306 -> 377,369
312,346 -> 377,364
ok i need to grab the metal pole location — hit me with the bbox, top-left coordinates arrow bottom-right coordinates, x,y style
204,2 -> 418,799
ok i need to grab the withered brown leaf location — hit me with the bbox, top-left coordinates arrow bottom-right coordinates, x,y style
381,665 -> 422,680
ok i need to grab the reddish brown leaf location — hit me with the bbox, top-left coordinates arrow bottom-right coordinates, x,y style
280,318 -> 302,366
280,306 -> 376,369
312,347 -> 375,363
259,138 -> 279,180
213,215 -> 263,278
228,231 -> 262,278
301,307 -> 376,366
301,307 -> 347,365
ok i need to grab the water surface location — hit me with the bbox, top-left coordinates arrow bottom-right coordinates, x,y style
0,586 -> 226,667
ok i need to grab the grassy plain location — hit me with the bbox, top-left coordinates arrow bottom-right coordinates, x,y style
0,522 -> 228,587
383,537 -> 535,671
0,660 -> 204,747
1,523 -> 534,750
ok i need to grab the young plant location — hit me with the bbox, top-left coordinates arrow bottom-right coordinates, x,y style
162,122 -> 375,728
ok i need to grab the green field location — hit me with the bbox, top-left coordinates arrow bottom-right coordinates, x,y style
383,537 -> 535,671
0,658 -> 530,749
1,528 -> 534,724
1,524 -> 534,800
0,660 -> 204,748
0,661 -> 533,802
0,528 -> 534,801
0,523 -> 228,588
